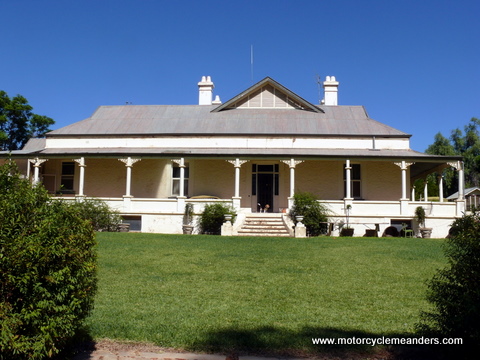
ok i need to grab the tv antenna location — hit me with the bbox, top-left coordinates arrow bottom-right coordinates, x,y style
250,45 -> 254,84
315,73 -> 322,104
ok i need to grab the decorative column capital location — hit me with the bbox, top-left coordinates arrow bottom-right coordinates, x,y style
171,158 -> 185,167
227,159 -> 248,168
73,157 -> 86,167
448,161 -> 463,171
29,158 -> 48,167
119,157 -> 141,167
394,161 -> 415,170
281,159 -> 303,168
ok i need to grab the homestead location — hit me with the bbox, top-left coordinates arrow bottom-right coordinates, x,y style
3,76 -> 465,237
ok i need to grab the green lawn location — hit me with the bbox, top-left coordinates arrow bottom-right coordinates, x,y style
85,233 -> 446,356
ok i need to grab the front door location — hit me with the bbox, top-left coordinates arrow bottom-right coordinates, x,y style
257,173 -> 274,212
252,164 -> 279,212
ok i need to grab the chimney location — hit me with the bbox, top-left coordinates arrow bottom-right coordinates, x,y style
322,76 -> 339,105
212,95 -> 222,105
198,76 -> 214,105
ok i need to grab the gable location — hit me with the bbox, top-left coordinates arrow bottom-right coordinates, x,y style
212,77 -> 322,113
229,83 -> 305,109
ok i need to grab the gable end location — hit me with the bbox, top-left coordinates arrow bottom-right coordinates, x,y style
212,77 -> 323,113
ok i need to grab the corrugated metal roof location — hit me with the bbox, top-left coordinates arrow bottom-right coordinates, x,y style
446,187 -> 479,200
47,104 -> 409,138
35,146 -> 447,159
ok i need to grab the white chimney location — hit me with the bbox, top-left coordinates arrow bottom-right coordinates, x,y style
198,76 -> 214,105
212,95 -> 222,105
322,76 -> 339,105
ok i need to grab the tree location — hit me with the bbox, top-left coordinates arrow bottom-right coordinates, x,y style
421,132 -> 458,199
424,117 -> 480,197
426,132 -> 457,156
0,160 -> 97,359
417,210 -> 480,351
450,118 -> 480,188
0,90 -> 54,151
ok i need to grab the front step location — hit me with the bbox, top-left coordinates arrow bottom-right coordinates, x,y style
237,214 -> 291,237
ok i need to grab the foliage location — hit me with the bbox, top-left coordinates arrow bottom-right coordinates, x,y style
0,160 -> 97,359
0,91 -> 54,151
417,211 -> 480,349
425,117 -> 480,198
68,197 -> 122,231
289,191 -> 329,236
199,203 -> 236,234
414,206 -> 426,228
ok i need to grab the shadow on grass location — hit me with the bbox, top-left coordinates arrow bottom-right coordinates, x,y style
188,326 -> 460,360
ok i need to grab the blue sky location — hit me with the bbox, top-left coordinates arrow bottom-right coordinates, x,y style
1,0 -> 478,152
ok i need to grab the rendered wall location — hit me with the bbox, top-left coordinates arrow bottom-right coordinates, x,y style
192,159 -> 234,198
131,159 -> 169,198
84,159 -> 125,197
295,160 -> 343,200
362,161 -> 403,200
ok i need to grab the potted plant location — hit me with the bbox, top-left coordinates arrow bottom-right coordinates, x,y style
414,206 -> 432,238
341,204 -> 354,236
182,203 -> 194,234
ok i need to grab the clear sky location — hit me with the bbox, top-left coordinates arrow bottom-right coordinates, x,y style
1,0 -> 478,152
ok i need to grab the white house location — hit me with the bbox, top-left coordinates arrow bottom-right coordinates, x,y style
2,76 -> 465,237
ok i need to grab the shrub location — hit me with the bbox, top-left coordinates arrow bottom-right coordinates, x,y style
416,210 -> 480,348
0,160 -> 97,359
289,192 -> 330,236
414,205 -> 426,228
68,197 -> 122,231
199,203 -> 236,235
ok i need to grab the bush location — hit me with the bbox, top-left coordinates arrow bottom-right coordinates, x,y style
0,160 -> 97,359
199,203 -> 236,235
68,197 -> 122,231
289,192 -> 330,236
416,210 -> 480,348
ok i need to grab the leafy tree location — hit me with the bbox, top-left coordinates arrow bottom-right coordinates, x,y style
417,210 -> 480,351
289,192 -> 330,236
449,118 -> 480,188
426,132 -> 457,156
0,90 -> 54,151
424,117 -> 480,197
0,160 -> 97,359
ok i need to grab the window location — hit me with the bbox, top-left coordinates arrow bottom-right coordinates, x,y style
344,164 -> 361,199
172,163 -> 189,196
60,162 -> 75,193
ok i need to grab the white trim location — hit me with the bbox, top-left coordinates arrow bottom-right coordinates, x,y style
46,136 -> 411,151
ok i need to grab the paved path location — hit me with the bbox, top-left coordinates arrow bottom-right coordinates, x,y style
72,350 -> 285,360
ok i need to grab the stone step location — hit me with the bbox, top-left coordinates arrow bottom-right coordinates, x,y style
237,214 -> 291,237
242,225 -> 288,230
237,231 -> 290,237
243,221 -> 285,226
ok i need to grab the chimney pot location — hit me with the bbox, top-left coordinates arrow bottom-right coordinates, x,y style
212,95 -> 222,105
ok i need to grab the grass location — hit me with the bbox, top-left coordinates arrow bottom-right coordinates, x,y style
85,233 -> 446,357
